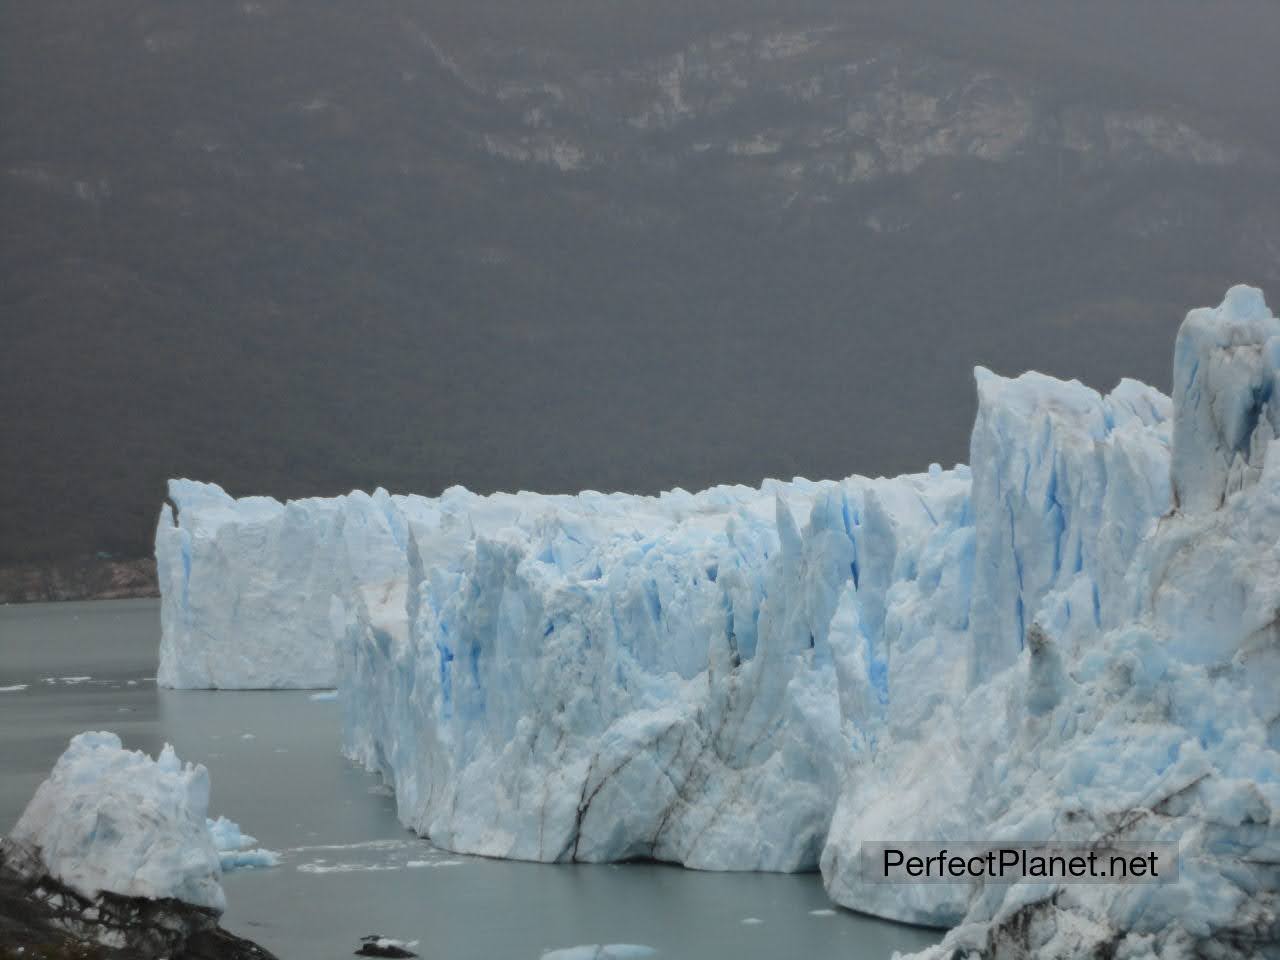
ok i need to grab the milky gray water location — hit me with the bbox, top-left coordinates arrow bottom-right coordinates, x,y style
0,599 -> 940,959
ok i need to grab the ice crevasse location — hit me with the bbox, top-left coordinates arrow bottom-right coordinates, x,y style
156,287 -> 1280,957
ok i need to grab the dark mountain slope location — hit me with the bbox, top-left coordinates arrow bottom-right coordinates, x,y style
3,1 -> 1278,567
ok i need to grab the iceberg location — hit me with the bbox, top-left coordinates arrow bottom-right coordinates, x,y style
8,732 -> 278,912
10,732 -> 227,911
156,287 -> 1280,956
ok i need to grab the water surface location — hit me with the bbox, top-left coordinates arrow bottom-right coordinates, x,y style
0,599 -> 940,959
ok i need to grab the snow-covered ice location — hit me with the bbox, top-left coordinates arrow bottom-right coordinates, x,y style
156,287 -> 1280,955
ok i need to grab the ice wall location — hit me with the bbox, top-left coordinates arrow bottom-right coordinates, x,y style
156,481 -> 423,688
338,472 -> 971,870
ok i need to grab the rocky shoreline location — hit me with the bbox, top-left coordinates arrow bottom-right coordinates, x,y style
0,559 -> 157,605
0,841 -> 276,960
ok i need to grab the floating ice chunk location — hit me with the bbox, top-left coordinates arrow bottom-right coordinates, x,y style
204,814 -> 280,872
207,815 -> 256,850
297,861 -> 401,874
309,690 -> 339,701
541,946 -> 656,960
217,848 -> 281,870
0,684 -> 28,692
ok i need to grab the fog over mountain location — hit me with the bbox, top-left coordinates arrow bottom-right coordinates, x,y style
3,0 -> 1279,566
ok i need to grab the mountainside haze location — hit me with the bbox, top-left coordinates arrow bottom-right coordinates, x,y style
4,0 -> 1279,575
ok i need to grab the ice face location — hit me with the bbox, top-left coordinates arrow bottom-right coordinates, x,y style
337,476 -> 881,870
821,288 -> 1280,952
1171,284 -> 1280,514
156,483 -> 424,688
154,287 -> 1280,954
10,732 -> 226,911
966,366 -> 1172,686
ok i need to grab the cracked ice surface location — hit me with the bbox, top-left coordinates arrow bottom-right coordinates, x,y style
156,287 -> 1280,955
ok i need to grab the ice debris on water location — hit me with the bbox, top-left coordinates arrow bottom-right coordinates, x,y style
541,947 -> 656,960
206,815 -> 281,872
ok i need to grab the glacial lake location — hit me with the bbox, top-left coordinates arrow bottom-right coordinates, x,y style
0,599 -> 941,959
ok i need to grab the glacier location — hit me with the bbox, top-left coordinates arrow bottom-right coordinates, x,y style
156,287 -> 1280,957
